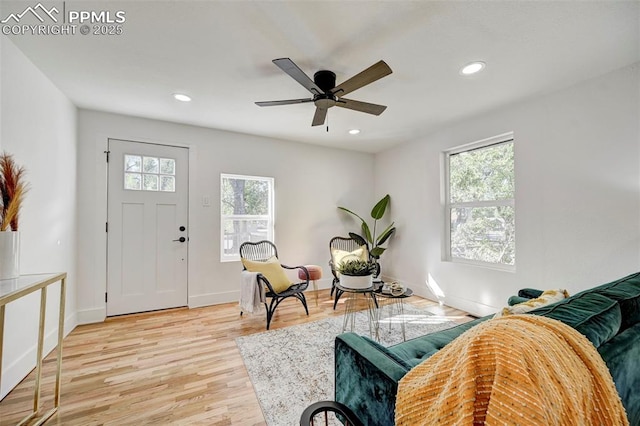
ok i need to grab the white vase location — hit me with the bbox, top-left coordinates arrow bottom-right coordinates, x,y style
0,231 -> 20,280
340,274 -> 373,290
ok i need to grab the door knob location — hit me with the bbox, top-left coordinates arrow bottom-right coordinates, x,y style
173,237 -> 186,243
179,226 -> 186,231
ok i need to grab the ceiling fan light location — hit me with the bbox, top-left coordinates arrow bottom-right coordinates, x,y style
460,62 -> 486,75
173,93 -> 192,102
348,129 -> 360,135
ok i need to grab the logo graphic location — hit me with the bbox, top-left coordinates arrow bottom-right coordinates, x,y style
2,2 -> 126,36
1,2 -> 59,24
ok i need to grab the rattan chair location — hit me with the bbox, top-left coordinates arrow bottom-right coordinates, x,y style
240,240 -> 310,329
329,235 -> 368,310
299,401 -> 364,426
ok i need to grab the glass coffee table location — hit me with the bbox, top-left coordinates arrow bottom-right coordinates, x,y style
373,284 -> 413,341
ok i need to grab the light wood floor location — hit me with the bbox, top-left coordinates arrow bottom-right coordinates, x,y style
0,290 -> 474,426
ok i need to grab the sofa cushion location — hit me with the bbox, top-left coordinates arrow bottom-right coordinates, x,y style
591,272 -> 640,331
530,292 -> 621,347
388,317 -> 489,368
597,322 -> 640,426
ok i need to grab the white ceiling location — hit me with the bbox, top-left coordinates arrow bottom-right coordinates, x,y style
3,1 -> 639,153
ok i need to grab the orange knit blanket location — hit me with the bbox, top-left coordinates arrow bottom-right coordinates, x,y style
395,314 -> 628,425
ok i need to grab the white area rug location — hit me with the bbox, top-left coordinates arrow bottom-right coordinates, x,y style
235,303 -> 457,426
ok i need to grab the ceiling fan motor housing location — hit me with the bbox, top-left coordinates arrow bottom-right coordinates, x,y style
314,70 -> 336,93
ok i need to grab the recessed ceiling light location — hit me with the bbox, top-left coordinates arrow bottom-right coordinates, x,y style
348,129 -> 360,135
173,93 -> 192,102
460,62 -> 486,75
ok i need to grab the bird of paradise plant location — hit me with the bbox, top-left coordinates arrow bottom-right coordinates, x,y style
338,194 -> 396,260
0,152 -> 28,231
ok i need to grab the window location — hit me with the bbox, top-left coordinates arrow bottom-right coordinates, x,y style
220,174 -> 274,262
445,134 -> 515,268
124,154 -> 176,192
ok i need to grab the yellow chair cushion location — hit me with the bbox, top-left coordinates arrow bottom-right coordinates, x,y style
241,256 -> 292,293
331,246 -> 369,275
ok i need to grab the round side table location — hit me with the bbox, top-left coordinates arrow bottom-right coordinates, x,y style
374,287 -> 413,341
335,282 -> 378,340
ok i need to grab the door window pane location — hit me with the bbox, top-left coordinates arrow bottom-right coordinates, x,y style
124,154 -> 176,192
160,176 -> 175,192
143,157 -> 159,173
160,158 -> 175,175
143,174 -> 159,191
124,173 -> 142,190
125,155 -> 141,172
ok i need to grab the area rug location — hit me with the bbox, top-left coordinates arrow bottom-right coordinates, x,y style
235,303 -> 458,426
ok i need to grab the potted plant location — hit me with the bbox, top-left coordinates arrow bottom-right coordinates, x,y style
338,194 -> 396,276
337,258 -> 377,289
0,152 -> 28,279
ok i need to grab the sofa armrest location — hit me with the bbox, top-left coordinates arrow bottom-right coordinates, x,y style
335,333 -> 409,426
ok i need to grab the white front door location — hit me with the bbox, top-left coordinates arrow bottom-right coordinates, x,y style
107,139 -> 189,316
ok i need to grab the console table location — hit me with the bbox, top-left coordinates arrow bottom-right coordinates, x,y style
0,272 -> 67,425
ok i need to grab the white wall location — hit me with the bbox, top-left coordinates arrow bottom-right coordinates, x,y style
76,110 -> 374,322
376,63 -> 640,317
0,38 -> 77,399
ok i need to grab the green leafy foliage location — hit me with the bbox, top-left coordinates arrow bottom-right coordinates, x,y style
336,258 -> 376,276
338,194 -> 396,260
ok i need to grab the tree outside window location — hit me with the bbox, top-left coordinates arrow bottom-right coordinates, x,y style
446,136 -> 515,267
221,174 -> 274,261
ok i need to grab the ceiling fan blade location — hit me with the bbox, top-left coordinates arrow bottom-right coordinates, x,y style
331,60 -> 392,97
336,98 -> 387,115
273,58 -> 323,95
312,107 -> 328,126
255,98 -> 314,107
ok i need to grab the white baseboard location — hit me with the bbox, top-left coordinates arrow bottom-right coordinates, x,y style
441,294 -> 497,318
189,278 -> 333,309
76,306 -> 106,324
304,278 -> 332,291
380,274 -> 497,318
1,312 -> 77,400
189,291 -> 238,308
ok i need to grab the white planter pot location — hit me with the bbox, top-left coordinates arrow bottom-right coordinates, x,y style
340,274 -> 373,290
0,231 -> 20,280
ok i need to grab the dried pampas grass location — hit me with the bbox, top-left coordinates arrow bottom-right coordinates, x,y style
0,152 -> 29,231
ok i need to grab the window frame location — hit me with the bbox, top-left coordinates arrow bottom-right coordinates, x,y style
220,173 -> 275,262
443,132 -> 515,271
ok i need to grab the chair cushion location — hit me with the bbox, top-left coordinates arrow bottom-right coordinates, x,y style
241,256 -> 291,293
331,246 -> 368,275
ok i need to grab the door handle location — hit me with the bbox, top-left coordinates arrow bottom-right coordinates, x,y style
173,237 -> 186,243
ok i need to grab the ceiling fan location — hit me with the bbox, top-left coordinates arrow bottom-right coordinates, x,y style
255,58 -> 392,127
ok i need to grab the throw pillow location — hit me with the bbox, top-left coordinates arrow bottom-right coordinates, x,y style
331,246 -> 369,275
495,289 -> 569,318
241,256 -> 292,293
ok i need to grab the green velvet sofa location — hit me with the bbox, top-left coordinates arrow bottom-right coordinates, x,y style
335,272 -> 640,425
